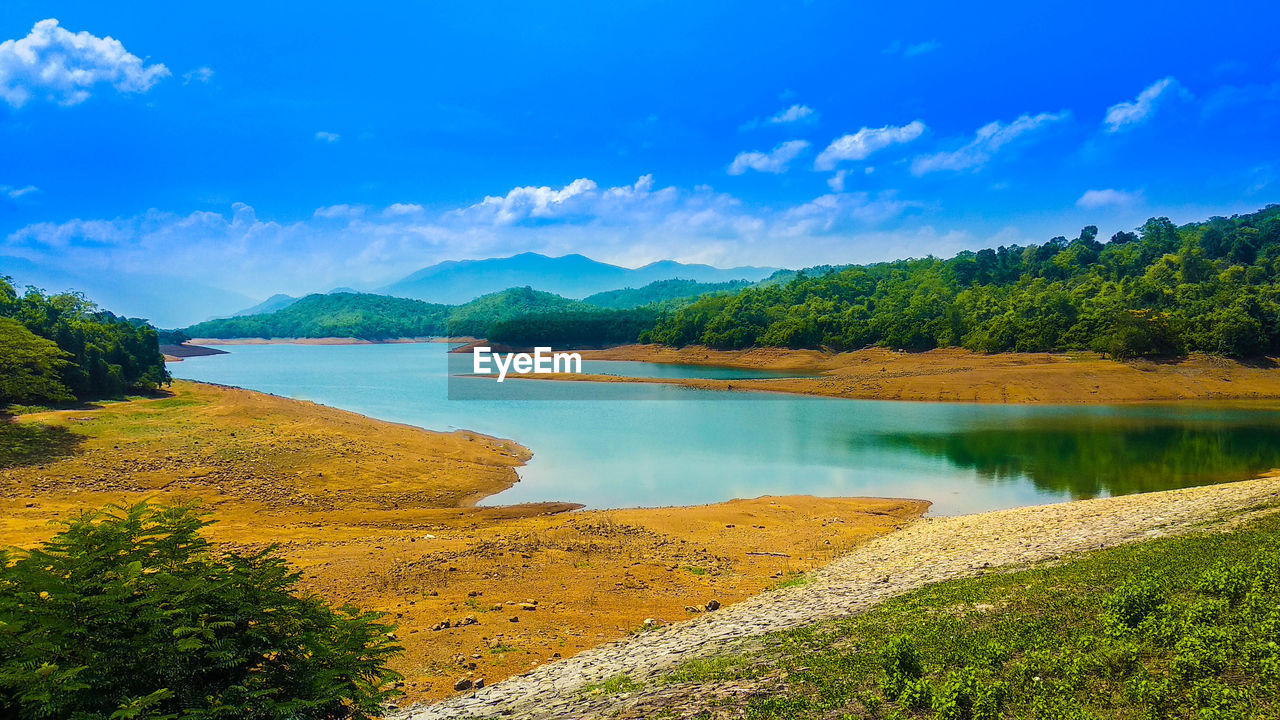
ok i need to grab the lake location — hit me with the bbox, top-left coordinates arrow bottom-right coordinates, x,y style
171,343 -> 1280,515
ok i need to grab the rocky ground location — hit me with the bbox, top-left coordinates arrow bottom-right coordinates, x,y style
396,473 -> 1280,719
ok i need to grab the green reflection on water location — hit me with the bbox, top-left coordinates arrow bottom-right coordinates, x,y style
876,412 -> 1280,499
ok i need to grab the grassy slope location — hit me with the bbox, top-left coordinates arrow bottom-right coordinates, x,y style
646,508 -> 1280,719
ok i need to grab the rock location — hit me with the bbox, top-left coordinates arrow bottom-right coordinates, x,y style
519,602 -> 537,611
705,599 -> 721,611
684,605 -> 702,613
509,615 -> 519,623
453,678 -> 472,692
474,678 -> 485,689
462,615 -> 479,625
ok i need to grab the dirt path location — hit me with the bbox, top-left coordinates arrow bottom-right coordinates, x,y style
396,473 -> 1280,719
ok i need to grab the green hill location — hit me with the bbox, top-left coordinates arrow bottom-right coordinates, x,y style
640,205 -> 1280,358
182,286 -> 590,340
184,292 -> 451,340
445,286 -> 590,337
582,278 -> 753,309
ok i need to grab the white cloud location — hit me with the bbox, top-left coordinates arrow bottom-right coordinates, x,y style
2,185 -> 38,199
182,66 -> 214,84
767,104 -> 816,124
883,40 -> 941,57
728,140 -> 811,175
814,121 -> 925,171
1076,188 -> 1140,209
903,41 -> 941,57
315,131 -> 341,143
0,19 -> 169,108
1104,77 -> 1190,133
313,204 -> 365,219
780,191 -> 919,235
827,169 -> 849,192
383,203 -> 424,216
911,112 -> 1068,174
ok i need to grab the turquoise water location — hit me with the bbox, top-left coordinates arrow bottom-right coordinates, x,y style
171,343 -> 1280,514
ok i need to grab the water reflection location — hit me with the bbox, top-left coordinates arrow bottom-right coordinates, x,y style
876,414 -> 1280,499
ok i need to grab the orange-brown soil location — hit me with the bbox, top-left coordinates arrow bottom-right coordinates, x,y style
562,345 -> 1280,404
0,381 -> 925,702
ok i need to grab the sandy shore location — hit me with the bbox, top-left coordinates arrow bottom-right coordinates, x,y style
0,381 -> 926,702
561,344 -> 1280,404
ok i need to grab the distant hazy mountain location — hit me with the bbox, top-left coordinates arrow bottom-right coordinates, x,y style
382,252 -> 776,304
0,256 -> 253,328
232,293 -> 299,317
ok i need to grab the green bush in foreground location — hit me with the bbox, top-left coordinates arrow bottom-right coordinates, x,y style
0,502 -> 402,719
667,510 -> 1280,719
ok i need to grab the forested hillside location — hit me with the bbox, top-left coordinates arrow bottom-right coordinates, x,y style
445,287 -> 588,336
0,277 -> 169,405
582,278 -> 752,309
641,206 -> 1280,358
185,292 -> 451,339
183,287 -> 588,340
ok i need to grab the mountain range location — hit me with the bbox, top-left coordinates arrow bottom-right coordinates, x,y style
379,252 -> 776,304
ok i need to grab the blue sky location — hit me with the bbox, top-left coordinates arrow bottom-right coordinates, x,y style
1,0 -> 1278,323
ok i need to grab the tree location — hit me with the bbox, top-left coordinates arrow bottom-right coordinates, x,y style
0,317 -> 72,405
0,502 -> 402,720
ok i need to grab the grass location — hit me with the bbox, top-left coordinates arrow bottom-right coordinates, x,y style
580,673 -> 640,696
661,509 -> 1280,719
770,572 -> 812,590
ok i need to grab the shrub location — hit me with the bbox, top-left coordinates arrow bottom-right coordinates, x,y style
0,501 -> 402,719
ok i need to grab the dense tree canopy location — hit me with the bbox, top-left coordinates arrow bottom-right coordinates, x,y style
488,307 -> 661,347
582,278 -> 752,309
641,206 -> 1280,358
184,287 -> 592,340
445,286 -> 589,337
184,292 -> 452,340
0,502 -> 401,719
0,277 -> 169,404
